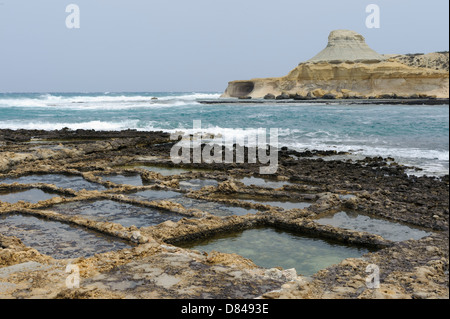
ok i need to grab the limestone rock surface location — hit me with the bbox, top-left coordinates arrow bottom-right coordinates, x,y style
222,30 -> 449,99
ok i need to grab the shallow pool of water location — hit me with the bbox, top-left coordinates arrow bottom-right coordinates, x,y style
240,199 -> 311,210
179,179 -> 219,191
0,214 -> 132,259
51,199 -> 187,228
100,174 -> 146,187
0,188 -> 61,204
126,189 -> 183,201
0,174 -> 105,192
29,144 -> 67,151
138,166 -> 192,176
316,211 -> 432,242
172,198 -> 258,217
240,177 -> 291,189
131,165 -> 207,176
179,227 -> 370,276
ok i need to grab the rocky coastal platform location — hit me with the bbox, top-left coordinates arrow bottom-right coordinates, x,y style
0,129 -> 448,299
199,98 -> 449,106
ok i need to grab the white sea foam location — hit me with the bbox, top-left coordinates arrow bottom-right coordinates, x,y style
142,125 -> 449,166
287,140 -> 449,176
0,120 -> 141,131
3,118 -> 444,164
0,96 -> 447,177
298,143 -> 448,162
157,93 -> 221,101
0,119 -> 447,176
0,93 -> 221,110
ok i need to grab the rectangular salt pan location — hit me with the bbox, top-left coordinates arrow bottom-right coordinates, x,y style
51,200 -> 187,228
0,214 -> 132,259
133,165 -> 206,176
0,174 -> 105,192
316,211 -> 432,242
241,199 -> 311,210
172,197 -> 258,217
0,189 -> 60,204
240,177 -> 291,189
126,189 -> 183,201
179,179 -> 218,191
179,227 -> 370,276
100,174 -> 144,187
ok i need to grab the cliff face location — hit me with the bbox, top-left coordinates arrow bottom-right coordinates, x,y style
222,30 -> 449,99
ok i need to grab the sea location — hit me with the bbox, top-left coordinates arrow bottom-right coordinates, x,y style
0,92 -> 448,177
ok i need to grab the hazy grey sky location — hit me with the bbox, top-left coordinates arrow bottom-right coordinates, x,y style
0,0 -> 448,92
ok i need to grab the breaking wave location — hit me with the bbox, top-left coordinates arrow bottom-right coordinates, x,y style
0,92 -> 221,110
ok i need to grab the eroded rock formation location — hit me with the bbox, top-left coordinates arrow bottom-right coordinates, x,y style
222,30 -> 449,99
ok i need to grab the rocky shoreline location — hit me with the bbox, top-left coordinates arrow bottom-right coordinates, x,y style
199,98 -> 450,106
0,129 -> 448,299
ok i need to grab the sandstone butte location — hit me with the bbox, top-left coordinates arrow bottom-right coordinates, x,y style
221,30 -> 450,99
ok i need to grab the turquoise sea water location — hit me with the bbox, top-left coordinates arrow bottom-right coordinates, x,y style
0,92 -> 448,176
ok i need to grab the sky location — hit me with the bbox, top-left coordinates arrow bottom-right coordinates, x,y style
0,0 -> 448,93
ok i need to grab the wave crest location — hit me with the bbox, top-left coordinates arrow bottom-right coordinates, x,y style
0,92 -> 221,109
